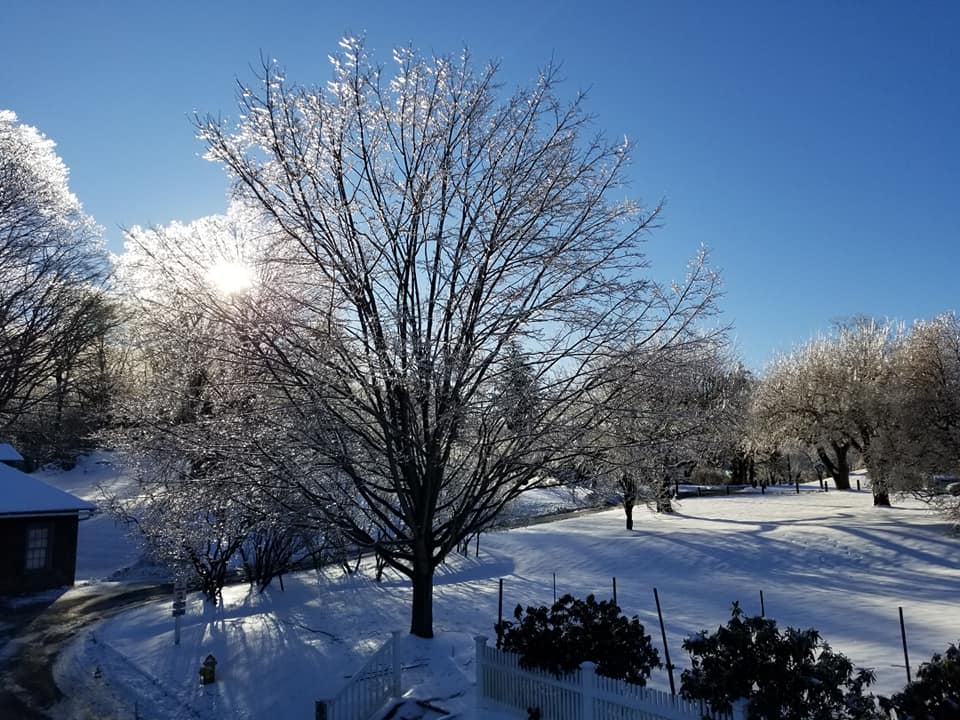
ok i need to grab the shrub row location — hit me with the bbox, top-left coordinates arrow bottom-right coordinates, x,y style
496,595 -> 959,719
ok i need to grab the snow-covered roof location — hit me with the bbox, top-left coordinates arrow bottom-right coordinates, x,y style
0,461 -> 95,516
0,443 -> 24,462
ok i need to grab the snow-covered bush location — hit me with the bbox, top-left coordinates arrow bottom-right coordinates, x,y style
881,642 -> 960,720
680,602 -> 881,719
495,593 -> 660,685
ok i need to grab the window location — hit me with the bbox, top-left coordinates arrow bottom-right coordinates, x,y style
25,525 -> 51,571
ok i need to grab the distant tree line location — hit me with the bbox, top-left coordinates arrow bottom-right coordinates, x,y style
751,316 -> 960,520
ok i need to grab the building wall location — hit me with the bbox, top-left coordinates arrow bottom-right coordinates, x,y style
0,514 -> 79,594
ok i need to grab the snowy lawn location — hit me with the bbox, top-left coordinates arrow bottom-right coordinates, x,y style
53,483 -> 960,719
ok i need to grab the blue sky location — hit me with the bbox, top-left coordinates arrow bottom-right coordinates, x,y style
4,1 -> 958,368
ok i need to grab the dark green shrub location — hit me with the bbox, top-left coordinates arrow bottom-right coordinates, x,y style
881,642 -> 960,719
680,602 -> 881,719
495,593 -> 660,685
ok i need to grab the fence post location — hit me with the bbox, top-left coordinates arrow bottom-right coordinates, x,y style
581,662 -> 596,720
391,630 -> 403,696
475,635 -> 487,711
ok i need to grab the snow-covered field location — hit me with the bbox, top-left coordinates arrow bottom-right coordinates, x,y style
42,462 -> 960,720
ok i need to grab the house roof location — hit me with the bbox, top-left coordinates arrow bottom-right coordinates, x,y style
0,461 -> 95,516
0,443 -> 24,462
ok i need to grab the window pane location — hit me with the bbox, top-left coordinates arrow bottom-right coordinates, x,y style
25,526 -> 50,570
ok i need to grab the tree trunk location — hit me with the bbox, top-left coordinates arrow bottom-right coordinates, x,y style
817,442 -> 852,490
410,544 -> 434,638
655,475 -> 673,513
872,478 -> 891,507
54,368 -> 65,436
621,475 -> 637,530
731,454 -> 753,486
831,441 -> 851,490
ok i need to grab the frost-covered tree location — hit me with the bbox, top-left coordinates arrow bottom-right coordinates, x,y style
106,448 -> 251,602
0,110 -> 107,443
14,291 -> 122,464
588,333 -> 736,528
869,314 -> 960,522
108,204 -> 309,598
752,319 -> 893,502
196,40 -> 722,637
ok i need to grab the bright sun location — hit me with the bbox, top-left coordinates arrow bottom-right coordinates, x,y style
207,260 -> 254,295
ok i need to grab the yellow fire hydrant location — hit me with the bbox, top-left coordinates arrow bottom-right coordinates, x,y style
199,654 -> 217,684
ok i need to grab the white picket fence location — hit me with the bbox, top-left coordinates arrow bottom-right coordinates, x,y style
475,636 -> 745,720
315,631 -> 402,720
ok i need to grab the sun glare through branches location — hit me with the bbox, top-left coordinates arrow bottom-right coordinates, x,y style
207,260 -> 254,295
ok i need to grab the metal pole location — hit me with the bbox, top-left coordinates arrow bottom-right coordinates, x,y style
553,572 -> 556,603
654,587 -> 676,696
760,590 -> 765,618
175,615 -> 181,646
612,577 -> 617,606
899,606 -> 911,683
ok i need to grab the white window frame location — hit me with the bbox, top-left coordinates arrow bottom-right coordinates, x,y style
25,523 -> 52,571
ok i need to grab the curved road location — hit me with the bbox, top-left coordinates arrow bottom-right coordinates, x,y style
0,582 -> 171,719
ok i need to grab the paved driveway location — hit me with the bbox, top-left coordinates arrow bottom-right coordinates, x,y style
0,583 -> 170,718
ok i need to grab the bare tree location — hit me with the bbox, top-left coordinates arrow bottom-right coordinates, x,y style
0,111 -> 107,443
195,40 -> 721,637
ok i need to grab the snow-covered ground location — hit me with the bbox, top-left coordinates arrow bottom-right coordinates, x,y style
46,467 -> 960,720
